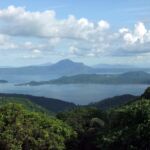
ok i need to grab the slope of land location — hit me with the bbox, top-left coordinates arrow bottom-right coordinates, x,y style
88,94 -> 138,110
0,96 -> 51,114
19,71 -> 150,85
0,93 -> 76,113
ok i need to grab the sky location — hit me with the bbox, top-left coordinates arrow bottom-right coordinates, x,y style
0,0 -> 150,66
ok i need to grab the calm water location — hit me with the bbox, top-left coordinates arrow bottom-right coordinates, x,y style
0,83 -> 149,105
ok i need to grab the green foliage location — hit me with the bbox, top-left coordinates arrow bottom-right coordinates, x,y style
89,94 -> 137,110
0,96 -> 51,115
96,99 -> 150,150
0,103 -> 76,150
141,87 -> 150,99
57,107 -> 106,150
57,107 -> 106,134
57,99 -> 150,150
0,93 -> 76,113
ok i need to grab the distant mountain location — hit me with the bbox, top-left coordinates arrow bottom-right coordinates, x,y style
0,59 -> 94,76
94,64 -> 135,69
19,71 -> 150,85
37,62 -> 52,66
47,59 -> 93,75
0,93 -> 76,113
0,59 -> 150,83
120,71 -> 149,78
89,94 -> 138,110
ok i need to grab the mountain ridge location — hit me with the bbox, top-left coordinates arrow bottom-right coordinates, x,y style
89,94 -> 138,110
0,59 -> 94,76
18,71 -> 150,85
0,93 -> 76,113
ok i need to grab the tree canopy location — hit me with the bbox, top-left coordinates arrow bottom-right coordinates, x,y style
0,103 -> 76,150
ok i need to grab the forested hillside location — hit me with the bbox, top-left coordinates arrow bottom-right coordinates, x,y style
0,88 -> 149,149
0,103 -> 76,150
89,94 -> 137,110
0,96 -> 52,115
0,93 -> 76,113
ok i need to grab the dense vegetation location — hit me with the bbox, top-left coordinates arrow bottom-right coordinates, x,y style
89,94 -> 137,110
0,103 -> 76,150
18,71 -> 150,85
57,99 -> 150,150
0,93 -> 136,114
57,107 -> 107,150
98,99 -> 150,150
0,96 -> 51,114
0,93 -> 75,113
0,88 -> 150,149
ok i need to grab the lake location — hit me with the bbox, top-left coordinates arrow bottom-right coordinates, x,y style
0,83 -> 149,105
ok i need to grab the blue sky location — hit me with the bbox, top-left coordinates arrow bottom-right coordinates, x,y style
1,0 -> 150,26
0,0 -> 150,66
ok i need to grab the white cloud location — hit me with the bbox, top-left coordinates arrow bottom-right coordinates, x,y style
0,6 -> 111,42
121,22 -> 149,45
98,20 -> 110,30
0,34 -> 17,49
0,34 -> 7,44
123,33 -> 136,44
135,22 -> 147,40
78,18 -> 94,28
69,46 -> 79,55
23,41 -> 45,51
119,28 -> 129,34
0,5 -> 150,61
33,49 -> 41,54
0,5 -> 56,37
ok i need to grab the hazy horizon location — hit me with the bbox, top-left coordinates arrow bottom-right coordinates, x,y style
0,58 -> 145,68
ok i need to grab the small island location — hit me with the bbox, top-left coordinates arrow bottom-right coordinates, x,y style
0,80 -> 8,83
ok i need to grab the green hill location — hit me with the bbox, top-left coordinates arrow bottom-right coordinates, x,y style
19,71 -> 150,85
0,96 -> 51,114
89,94 -> 138,110
141,87 -> 150,99
0,93 -> 76,113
